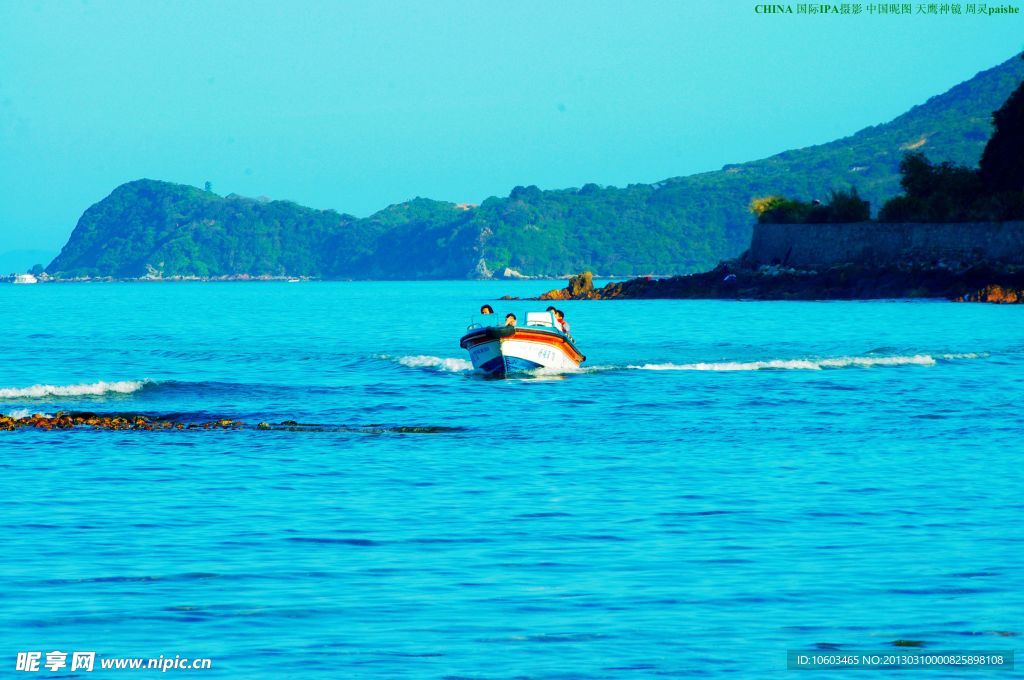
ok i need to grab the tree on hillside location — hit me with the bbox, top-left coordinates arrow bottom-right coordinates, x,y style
878,152 -> 985,222
879,55 -> 1024,223
750,188 -> 869,224
979,53 -> 1024,193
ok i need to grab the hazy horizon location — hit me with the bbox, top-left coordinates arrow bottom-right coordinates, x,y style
1,1 -> 1021,256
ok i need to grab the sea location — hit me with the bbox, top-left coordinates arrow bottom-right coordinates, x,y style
1,281 -> 1021,678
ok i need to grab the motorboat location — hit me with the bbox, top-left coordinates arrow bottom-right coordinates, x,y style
460,311 -> 585,376
13,273 -> 38,285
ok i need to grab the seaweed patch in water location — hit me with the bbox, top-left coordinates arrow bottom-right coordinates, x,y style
1,411 -> 465,434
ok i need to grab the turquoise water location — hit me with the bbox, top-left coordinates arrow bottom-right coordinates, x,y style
2,281 -> 1021,678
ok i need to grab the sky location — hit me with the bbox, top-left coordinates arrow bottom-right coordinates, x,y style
0,0 -> 1021,255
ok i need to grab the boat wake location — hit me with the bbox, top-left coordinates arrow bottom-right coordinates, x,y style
618,352 -> 986,372
384,355 -> 475,373
379,351 -> 987,377
0,380 -> 153,399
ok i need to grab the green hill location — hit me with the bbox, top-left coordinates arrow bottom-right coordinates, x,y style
48,181 -> 368,278
48,54 -> 1024,279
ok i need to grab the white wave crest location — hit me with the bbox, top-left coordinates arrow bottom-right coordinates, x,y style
5,408 -> 40,419
529,365 -> 585,376
395,355 -> 474,372
0,380 -> 151,399
627,355 -> 940,372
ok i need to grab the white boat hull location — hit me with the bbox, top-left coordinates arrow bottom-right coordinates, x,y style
460,325 -> 585,377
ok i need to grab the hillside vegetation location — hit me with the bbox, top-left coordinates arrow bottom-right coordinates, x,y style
49,181 -> 373,278
756,55 -> 1024,225
48,54 -> 1024,279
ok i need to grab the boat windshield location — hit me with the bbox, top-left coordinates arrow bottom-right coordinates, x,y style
525,311 -> 557,329
471,310 -> 568,335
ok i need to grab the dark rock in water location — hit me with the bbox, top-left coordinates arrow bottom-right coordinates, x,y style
0,412 -> 464,434
956,283 -> 1023,303
0,411 -> 246,432
567,271 -> 595,298
540,272 -> 596,300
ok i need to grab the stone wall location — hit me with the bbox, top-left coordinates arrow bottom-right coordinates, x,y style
748,221 -> 1024,268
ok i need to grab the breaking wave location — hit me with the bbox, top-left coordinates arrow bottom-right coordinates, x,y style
624,353 -> 984,372
0,380 -> 152,399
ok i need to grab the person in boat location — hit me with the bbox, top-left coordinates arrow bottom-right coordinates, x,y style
544,305 -> 569,335
480,304 -> 494,315
504,313 -> 517,327
545,306 -> 561,329
554,309 -> 570,336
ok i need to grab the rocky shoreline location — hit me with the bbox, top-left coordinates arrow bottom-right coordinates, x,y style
534,264 -> 1024,303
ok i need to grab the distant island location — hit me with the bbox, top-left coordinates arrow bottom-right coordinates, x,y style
25,53 -> 1023,282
